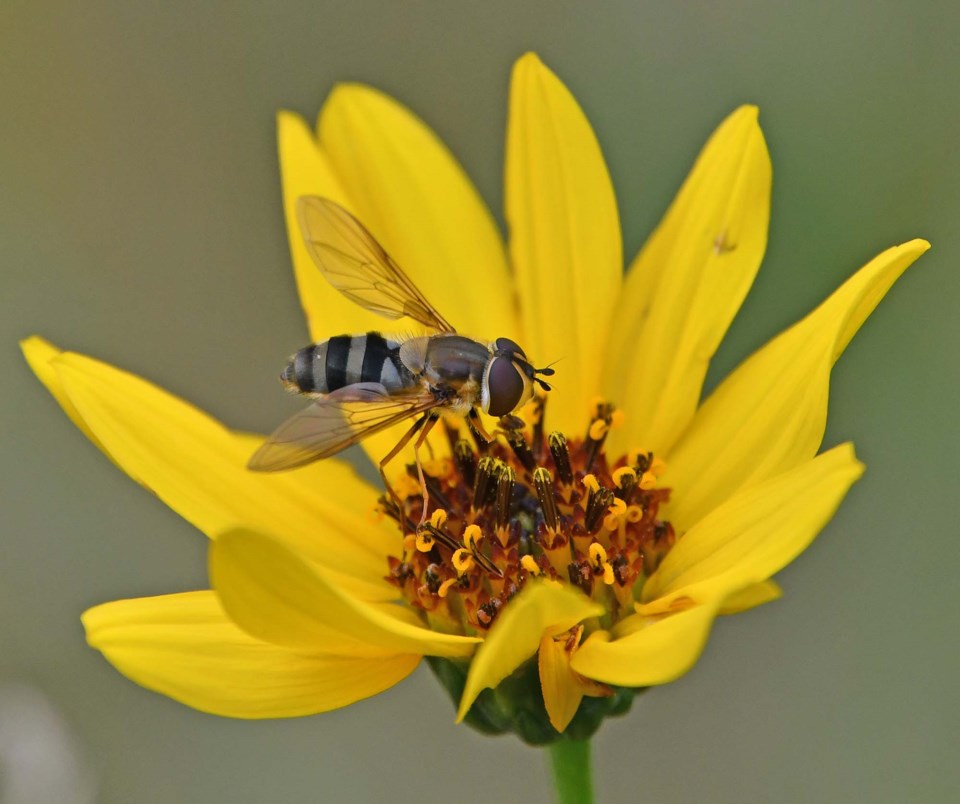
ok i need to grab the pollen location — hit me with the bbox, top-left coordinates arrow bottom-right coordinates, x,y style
382,401 -> 676,634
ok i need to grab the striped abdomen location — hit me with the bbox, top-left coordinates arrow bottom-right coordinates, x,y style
280,333 -> 412,396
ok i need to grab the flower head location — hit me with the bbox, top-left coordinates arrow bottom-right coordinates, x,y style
23,53 -> 927,742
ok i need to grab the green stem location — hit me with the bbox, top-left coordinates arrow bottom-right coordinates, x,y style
547,739 -> 593,804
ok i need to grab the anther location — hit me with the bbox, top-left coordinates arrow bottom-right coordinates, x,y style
530,393 -> 547,460
583,403 -> 615,473
473,456 -> 497,510
584,485 -> 615,534
496,465 -> 516,530
630,449 -> 653,474
548,432 -> 574,486
430,509 -> 448,529
454,439 -> 477,488
533,466 -> 559,533
505,428 -> 536,473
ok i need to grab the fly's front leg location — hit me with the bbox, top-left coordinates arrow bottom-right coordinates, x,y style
467,407 -> 495,450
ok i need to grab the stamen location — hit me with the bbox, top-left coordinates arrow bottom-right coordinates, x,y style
505,428 -> 536,473
533,466 -> 559,532
584,485 -> 615,534
612,466 -> 639,502
473,456 -> 497,510
496,465 -> 516,530
384,401 -> 677,641
548,432 -> 574,486
583,401 -> 616,472
454,439 -> 477,488
530,393 -> 547,460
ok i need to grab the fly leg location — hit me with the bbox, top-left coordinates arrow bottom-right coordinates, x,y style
412,412 -> 441,526
379,415 -> 428,532
467,407 -> 495,449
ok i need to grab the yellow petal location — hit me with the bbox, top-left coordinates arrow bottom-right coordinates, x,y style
318,83 -> 516,340
21,337 -> 113,464
456,581 -> 602,722
570,600 -> 722,687
83,591 -> 419,718
606,106 -> 772,456
50,349 -> 395,602
538,632 -> 584,733
506,53 -> 622,434
662,239 -> 928,531
210,529 -> 479,659
277,111 -> 375,342
719,579 -> 782,615
642,444 -> 864,609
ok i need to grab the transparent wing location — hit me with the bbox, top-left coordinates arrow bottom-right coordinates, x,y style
248,384 -> 440,472
296,196 -> 456,333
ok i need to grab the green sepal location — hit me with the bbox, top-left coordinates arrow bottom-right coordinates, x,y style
426,655 -> 644,746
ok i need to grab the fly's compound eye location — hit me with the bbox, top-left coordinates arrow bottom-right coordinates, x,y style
494,337 -> 526,359
483,356 -> 528,417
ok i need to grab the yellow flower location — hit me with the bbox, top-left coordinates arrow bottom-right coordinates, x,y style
22,53 -> 927,740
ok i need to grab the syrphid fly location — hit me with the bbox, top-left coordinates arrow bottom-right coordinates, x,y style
248,197 -> 554,523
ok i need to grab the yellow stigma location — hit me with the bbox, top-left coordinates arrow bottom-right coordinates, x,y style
520,555 -> 541,576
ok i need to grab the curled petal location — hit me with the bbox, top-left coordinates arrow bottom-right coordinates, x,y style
570,600 -> 722,688
456,581 -> 602,722
210,529 -> 479,659
719,579 -> 782,615
83,591 -> 419,718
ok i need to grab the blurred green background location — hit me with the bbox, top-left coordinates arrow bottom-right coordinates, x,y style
2,1 -> 957,802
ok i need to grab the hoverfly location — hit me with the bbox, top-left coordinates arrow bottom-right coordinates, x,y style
248,196 -> 555,522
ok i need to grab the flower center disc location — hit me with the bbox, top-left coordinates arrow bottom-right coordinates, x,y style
384,399 -> 675,634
